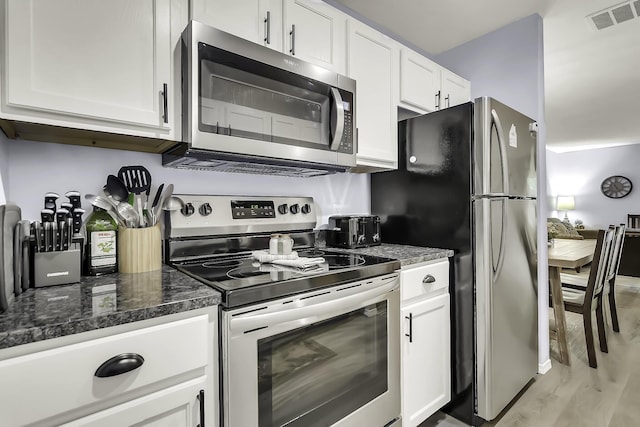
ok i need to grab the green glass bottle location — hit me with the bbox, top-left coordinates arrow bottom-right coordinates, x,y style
83,207 -> 118,275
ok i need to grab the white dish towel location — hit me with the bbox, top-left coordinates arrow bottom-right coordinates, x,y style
251,250 -> 299,263
270,257 -> 326,270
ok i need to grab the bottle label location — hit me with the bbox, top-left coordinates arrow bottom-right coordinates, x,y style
90,231 -> 117,267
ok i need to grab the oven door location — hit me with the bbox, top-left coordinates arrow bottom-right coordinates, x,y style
222,274 -> 400,427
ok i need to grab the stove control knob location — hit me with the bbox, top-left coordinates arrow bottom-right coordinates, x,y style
290,204 -> 300,214
301,203 -> 311,214
278,204 -> 288,215
199,203 -> 212,216
181,202 -> 195,217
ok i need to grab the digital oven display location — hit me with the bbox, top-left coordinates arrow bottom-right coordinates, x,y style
231,200 -> 275,219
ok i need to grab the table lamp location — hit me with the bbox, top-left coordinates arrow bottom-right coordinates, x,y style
556,196 -> 575,221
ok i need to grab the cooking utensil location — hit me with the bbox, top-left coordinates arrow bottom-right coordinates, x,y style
44,192 -> 59,212
41,209 -> 55,252
56,209 -> 69,251
117,166 -> 152,227
154,184 -> 174,225
1,203 -> 21,312
162,194 -> 183,212
106,175 -> 129,203
84,194 -> 126,227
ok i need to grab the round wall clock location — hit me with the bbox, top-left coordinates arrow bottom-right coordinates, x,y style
600,175 -> 632,199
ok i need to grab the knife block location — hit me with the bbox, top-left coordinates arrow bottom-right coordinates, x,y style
33,249 -> 81,287
118,224 -> 162,273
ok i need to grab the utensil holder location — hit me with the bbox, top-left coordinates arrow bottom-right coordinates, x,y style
33,249 -> 81,287
118,225 -> 162,273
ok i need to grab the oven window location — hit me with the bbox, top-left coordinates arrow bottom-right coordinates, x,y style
198,43 -> 334,150
257,301 -> 388,427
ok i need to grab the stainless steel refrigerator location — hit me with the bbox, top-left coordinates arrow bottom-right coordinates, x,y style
371,97 -> 538,425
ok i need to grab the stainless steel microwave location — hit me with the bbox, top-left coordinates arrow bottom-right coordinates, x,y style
163,21 -> 356,177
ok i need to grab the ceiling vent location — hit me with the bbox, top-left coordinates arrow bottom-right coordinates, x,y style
586,1 -> 640,30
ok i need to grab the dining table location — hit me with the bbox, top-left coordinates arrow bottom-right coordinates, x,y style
547,238 -> 597,365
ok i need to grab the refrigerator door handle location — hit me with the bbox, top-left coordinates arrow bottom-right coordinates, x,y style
491,109 -> 510,196
491,198 -> 508,279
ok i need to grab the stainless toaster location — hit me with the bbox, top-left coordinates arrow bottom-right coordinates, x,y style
326,215 -> 381,249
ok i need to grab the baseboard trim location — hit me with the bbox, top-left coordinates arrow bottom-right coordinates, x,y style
538,359 -> 552,374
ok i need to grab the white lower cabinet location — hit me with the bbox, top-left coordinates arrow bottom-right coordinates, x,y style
400,259 -> 451,427
64,377 -> 207,427
0,309 -> 218,427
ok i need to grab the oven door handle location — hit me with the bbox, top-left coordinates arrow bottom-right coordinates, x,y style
230,278 -> 398,333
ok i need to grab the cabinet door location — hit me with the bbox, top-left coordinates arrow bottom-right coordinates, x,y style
4,0 -> 172,132
401,293 -> 451,427
283,0 -> 346,74
347,19 -> 398,170
63,377 -> 209,427
440,69 -> 471,109
399,48 -> 441,113
191,0 -> 282,52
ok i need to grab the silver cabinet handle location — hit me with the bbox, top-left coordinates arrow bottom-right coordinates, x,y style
162,83 -> 168,124
422,274 -> 436,284
289,24 -> 296,55
435,90 -> 441,110
264,11 -> 271,45
405,313 -> 413,343
445,94 -> 450,108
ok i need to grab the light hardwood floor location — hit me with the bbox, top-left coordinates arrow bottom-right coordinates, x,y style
420,272 -> 640,427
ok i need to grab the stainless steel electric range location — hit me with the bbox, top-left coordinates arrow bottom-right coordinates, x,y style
165,195 -> 402,427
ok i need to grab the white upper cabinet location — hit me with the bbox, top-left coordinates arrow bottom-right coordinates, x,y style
347,19 -> 398,170
441,68 -> 471,109
399,48 -> 441,113
192,0 -> 345,74
399,47 -> 470,115
282,0 -> 346,74
1,0 -> 182,140
191,0 -> 283,52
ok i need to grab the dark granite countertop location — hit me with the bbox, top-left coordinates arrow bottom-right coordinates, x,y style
0,265 -> 220,350
320,243 -> 453,267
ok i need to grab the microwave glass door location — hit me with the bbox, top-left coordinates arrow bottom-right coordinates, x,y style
199,43 -> 351,151
257,301 -> 389,427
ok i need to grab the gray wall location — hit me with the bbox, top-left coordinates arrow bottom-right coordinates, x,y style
435,14 -> 550,372
2,135 -> 370,226
547,144 -> 640,228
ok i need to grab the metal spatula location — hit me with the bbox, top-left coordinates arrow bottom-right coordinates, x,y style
117,166 -> 152,227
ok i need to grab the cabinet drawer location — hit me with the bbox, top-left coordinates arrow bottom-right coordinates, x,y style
0,315 -> 209,427
401,259 -> 449,302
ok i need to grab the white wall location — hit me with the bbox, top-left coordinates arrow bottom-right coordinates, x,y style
0,132 -> 8,204
4,136 -> 370,226
435,14 -> 551,373
547,144 -> 640,228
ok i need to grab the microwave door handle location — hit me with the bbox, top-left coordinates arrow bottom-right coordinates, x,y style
330,87 -> 345,151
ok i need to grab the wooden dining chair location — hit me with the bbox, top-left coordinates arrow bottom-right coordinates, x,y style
560,228 -> 615,368
561,224 -> 626,332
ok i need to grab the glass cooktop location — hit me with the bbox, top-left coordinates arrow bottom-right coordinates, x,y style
172,248 -> 400,308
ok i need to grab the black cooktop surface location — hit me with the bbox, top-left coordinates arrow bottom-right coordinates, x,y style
172,248 -> 400,308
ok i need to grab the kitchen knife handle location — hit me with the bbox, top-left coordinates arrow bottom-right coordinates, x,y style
72,209 -> 85,235
43,222 -> 51,252
52,222 -> 60,251
34,222 -> 44,252
66,218 -> 74,249
60,222 -> 68,251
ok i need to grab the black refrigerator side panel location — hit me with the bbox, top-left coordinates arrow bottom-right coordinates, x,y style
371,103 -> 476,424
